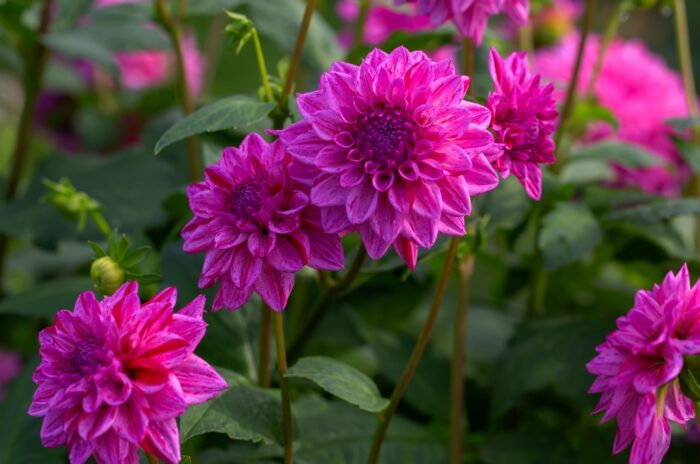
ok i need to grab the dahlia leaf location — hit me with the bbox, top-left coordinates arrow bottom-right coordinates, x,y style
154,97 -> 275,155
180,369 -> 293,445
568,141 -> 660,169
285,356 -> 390,413
666,116 -> 700,132
0,277 -> 93,317
539,203 -> 603,271
604,198 -> 700,225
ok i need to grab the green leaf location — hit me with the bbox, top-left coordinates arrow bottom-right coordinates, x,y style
0,359 -> 65,464
294,397 -> 447,464
286,356 -> 389,413
604,198 -> 700,225
477,176 -> 531,230
491,317 -> 611,420
42,32 -> 117,74
567,141 -> 660,168
180,369 -> 291,445
678,138 -> 700,174
666,116 -> 700,132
568,99 -> 618,133
0,277 -> 93,317
539,203 -> 603,270
154,97 -> 275,154
121,246 -> 150,268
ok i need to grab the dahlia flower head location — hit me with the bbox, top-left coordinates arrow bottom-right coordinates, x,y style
182,134 -> 344,311
277,47 -> 500,269
396,0 -> 530,45
94,0 -> 206,96
337,0 -> 456,62
487,48 -> 558,200
28,282 -> 227,464
0,349 -> 21,402
535,34 -> 690,196
587,265 -> 700,464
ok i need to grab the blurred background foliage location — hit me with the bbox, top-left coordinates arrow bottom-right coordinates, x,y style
0,0 -> 700,463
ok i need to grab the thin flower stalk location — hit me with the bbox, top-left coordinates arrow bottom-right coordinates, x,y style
273,310 -> 294,464
367,237 -> 461,464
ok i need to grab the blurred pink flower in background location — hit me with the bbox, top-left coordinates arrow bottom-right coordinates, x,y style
0,349 -> 21,402
337,0 -> 456,61
487,49 -> 558,199
397,0 -> 529,45
95,0 -> 206,96
28,282 -> 228,464
278,47 -> 499,269
587,265 -> 700,464
535,34 -> 690,196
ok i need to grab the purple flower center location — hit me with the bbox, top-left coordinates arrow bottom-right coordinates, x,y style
69,340 -> 103,375
352,107 -> 417,172
230,180 -> 266,219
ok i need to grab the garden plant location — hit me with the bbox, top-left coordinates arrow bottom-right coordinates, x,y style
2,0 -> 700,463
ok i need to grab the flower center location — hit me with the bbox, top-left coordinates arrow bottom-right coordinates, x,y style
353,107 -> 416,172
69,340 -> 104,375
230,180 -> 265,219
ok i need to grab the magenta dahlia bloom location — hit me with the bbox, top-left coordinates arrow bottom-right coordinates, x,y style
278,47 -> 499,269
535,34 -> 690,196
397,0 -> 529,45
183,134 -> 344,311
28,282 -> 227,464
487,49 -> 558,200
0,349 -> 21,402
587,265 -> 700,464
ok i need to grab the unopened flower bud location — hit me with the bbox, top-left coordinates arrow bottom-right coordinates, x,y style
90,256 -> 125,296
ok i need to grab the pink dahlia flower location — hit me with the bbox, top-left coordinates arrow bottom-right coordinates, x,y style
396,0 -> 529,45
28,282 -> 227,464
95,0 -> 206,96
535,34 -> 690,196
277,47 -> 499,269
0,349 -> 21,402
182,134 -> 344,311
587,265 -> 700,464
487,48 -> 558,200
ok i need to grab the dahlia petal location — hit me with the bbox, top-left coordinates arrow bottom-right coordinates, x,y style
213,280 -> 254,311
317,145 -> 351,172
40,410 -> 67,448
284,127 -> 330,164
168,315 -> 207,353
512,162 -> 543,200
230,246 -> 263,288
371,195 -> 404,242
268,231 -> 311,272
461,101 -> 492,127
346,180 -> 378,224
321,206 -> 352,234
173,354 -> 228,404
29,382 -> 60,417
463,154 -> 500,196
404,213 -> 438,248
430,75 -> 468,106
78,404 -> 117,441
439,175 -> 472,216
297,91 -> 326,119
113,394 -> 148,442
312,174 -> 348,207
438,214 -> 466,236
305,227 -> 345,271
141,333 -> 191,369
198,248 -> 233,288
97,370 -> 132,407
630,395 -> 671,464
147,377 -> 187,420
94,430 -> 132,464
178,294 -> 206,319
181,219 -> 214,253
358,223 -> 393,259
311,110 -> 347,140
340,167 -> 367,188
140,419 -> 180,464
388,179 -> 411,214
393,236 -> 419,270
254,268 -> 295,311
412,181 -> 442,219
68,437 -> 93,464
248,230 -> 277,258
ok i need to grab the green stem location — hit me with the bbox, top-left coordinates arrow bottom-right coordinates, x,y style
0,0 -> 54,294
462,38 -> 474,79
259,304 -> 272,388
154,0 -> 202,181
367,237 -> 461,464
585,2 -> 624,98
518,23 -> 534,67
287,248 -> 367,361
90,210 -> 112,239
273,0 -> 318,128
146,453 -> 159,464
526,206 -> 547,316
252,29 -> 274,103
350,0 -> 371,59
273,310 -> 294,464
694,402 -> 700,430
449,254 -> 474,464
552,0 -> 597,169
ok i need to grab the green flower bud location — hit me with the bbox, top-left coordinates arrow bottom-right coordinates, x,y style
91,256 -> 126,296
225,11 -> 254,54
